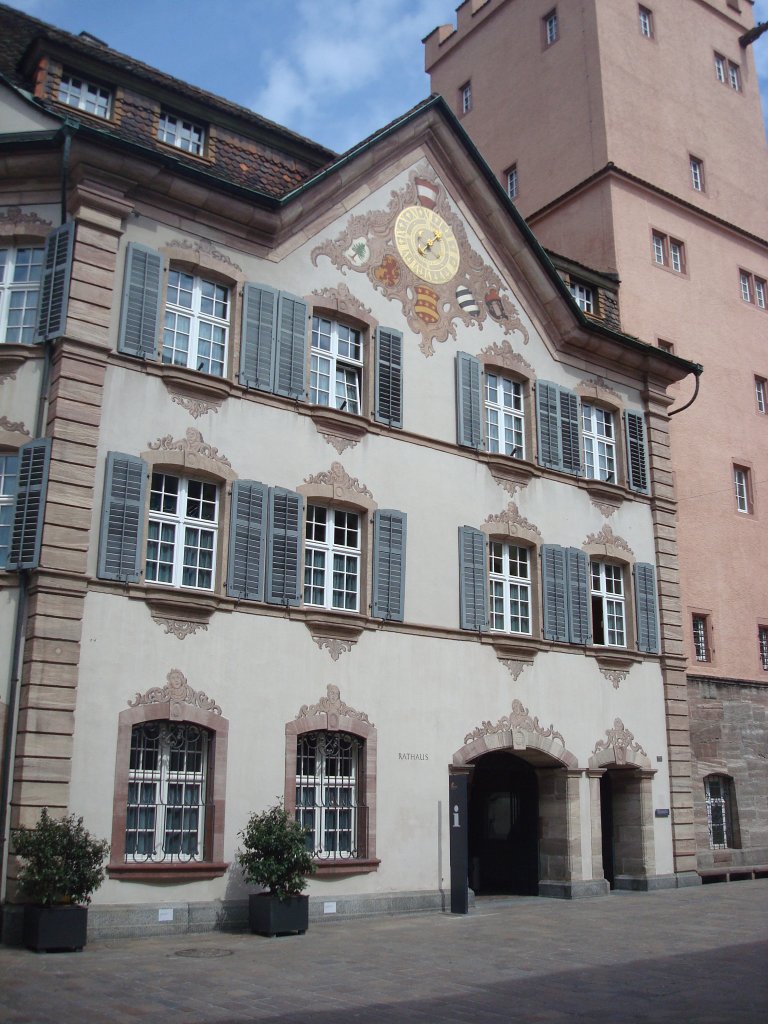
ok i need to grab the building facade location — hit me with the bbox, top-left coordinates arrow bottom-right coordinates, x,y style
426,0 -> 768,877
1,3 -> 699,939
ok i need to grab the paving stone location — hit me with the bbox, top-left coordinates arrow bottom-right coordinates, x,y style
1,884 -> 767,1023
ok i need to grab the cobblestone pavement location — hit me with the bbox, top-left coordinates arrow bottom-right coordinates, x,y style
1,883 -> 767,1024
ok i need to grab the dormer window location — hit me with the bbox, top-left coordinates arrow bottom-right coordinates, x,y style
58,71 -> 112,118
157,111 -> 206,156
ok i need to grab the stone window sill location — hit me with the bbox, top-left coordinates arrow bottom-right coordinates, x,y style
313,858 -> 380,878
0,345 -> 43,375
580,477 -> 631,509
480,453 -> 540,490
108,862 -> 228,882
590,649 -> 645,671
308,406 -> 374,450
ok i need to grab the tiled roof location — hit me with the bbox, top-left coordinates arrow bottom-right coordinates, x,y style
0,1 -> 336,199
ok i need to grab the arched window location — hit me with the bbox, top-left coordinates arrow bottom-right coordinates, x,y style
296,731 -> 364,859
126,721 -> 211,862
704,774 -> 738,850
285,685 -> 378,876
109,677 -> 228,881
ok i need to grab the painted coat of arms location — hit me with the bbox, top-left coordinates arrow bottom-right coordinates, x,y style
310,166 -> 529,356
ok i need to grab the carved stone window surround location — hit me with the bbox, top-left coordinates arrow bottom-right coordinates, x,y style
108,670 -> 229,881
308,286 -> 381,449
285,684 -> 378,874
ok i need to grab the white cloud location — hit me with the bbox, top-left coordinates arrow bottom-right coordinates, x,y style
249,0 -> 449,150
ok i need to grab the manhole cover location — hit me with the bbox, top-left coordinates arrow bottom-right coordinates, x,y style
173,947 -> 234,959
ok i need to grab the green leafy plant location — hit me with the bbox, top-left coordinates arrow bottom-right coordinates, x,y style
237,801 -> 314,900
12,808 -> 110,906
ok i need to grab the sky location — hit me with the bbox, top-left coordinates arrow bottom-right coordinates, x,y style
4,0 -> 768,154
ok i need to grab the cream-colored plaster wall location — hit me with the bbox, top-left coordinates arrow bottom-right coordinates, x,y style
69,592 -> 675,906
0,84 -> 61,134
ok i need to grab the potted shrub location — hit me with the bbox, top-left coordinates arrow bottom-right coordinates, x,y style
237,801 -> 314,936
12,808 -> 110,952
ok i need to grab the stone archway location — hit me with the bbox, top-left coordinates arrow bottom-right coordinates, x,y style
588,719 -> 656,889
453,701 -> 602,899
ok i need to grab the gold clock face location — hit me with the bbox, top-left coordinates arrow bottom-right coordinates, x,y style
394,206 -> 460,285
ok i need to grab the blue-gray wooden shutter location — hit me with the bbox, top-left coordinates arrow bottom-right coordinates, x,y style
266,487 -> 302,605
371,509 -> 407,621
536,381 -> 562,470
274,292 -> 307,399
374,327 -> 403,427
240,284 -> 278,390
7,438 -> 52,570
458,526 -> 487,630
559,389 -> 582,475
227,480 -> 268,600
117,243 -> 163,359
36,223 -> 74,341
97,452 -> 147,581
541,544 -> 569,642
634,561 -> 660,654
624,410 -> 650,494
456,352 -> 484,449
566,547 -> 592,644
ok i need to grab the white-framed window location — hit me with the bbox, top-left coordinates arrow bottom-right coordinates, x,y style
692,614 -> 711,662
652,231 -> 685,273
157,111 -> 205,155
582,404 -> 616,483
460,81 -> 472,114
590,561 -> 626,647
505,164 -> 518,199
733,465 -> 752,513
163,270 -> 229,376
739,270 -> 766,308
569,281 -> 595,314
714,53 -> 740,90
0,245 -> 43,344
58,72 -> 112,118
658,339 -> 675,353
544,9 -> 558,46
755,376 -> 767,414
759,626 -> 768,670
304,505 -> 360,611
489,541 -> 531,634
690,156 -> 704,192
310,317 -> 363,414
0,452 -> 19,569
145,472 -> 218,590
296,730 -> 362,860
485,372 -> 525,458
704,775 -> 733,849
125,721 -> 210,863
639,5 -> 653,38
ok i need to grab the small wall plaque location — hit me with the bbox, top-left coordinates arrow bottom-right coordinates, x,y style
158,907 -> 174,921
654,808 -> 670,818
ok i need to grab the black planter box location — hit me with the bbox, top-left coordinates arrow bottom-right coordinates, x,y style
23,905 -> 88,952
248,893 -> 308,936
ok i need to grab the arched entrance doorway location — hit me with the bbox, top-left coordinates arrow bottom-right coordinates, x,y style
468,750 -> 538,895
453,699 -> 581,900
